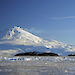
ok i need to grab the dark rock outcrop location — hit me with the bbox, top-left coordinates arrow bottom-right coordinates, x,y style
38,53 -> 58,56
15,52 -> 38,56
15,52 -> 59,56
68,54 -> 75,56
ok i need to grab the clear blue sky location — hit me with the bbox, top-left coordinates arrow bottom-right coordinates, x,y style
0,0 -> 75,45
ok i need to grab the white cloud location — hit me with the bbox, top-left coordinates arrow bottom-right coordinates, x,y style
66,46 -> 75,52
0,48 -> 24,56
51,16 -> 75,20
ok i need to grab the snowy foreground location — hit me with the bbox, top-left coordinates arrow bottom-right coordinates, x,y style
0,56 -> 75,75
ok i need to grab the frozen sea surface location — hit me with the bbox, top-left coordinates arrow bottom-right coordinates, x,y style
0,56 -> 75,75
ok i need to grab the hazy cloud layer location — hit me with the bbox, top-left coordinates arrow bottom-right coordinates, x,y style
51,16 -> 75,20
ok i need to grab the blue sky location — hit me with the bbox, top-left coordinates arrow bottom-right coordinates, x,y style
0,0 -> 75,45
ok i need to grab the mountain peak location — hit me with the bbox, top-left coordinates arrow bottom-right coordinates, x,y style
0,26 -> 75,56
2,26 -> 67,48
2,26 -> 43,46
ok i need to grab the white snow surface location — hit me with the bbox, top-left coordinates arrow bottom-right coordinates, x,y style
2,26 -> 67,48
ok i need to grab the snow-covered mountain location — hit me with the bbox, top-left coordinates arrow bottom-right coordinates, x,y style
1,26 -> 67,48
0,26 -> 75,56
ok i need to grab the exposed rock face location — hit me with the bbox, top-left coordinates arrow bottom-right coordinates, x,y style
38,53 -> 58,56
15,52 -> 59,56
68,54 -> 75,56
